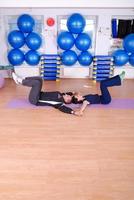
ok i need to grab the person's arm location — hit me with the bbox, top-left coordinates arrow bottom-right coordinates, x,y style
75,100 -> 90,116
56,104 -> 83,116
37,101 -> 79,116
55,103 -> 75,115
57,104 -> 74,114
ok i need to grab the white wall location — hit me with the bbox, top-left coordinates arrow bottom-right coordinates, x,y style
0,7 -> 134,78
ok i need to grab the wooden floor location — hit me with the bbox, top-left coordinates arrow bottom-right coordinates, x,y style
0,78 -> 134,200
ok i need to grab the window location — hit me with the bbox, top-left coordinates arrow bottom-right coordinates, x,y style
6,15 -> 44,51
109,16 -> 134,54
57,15 -> 97,54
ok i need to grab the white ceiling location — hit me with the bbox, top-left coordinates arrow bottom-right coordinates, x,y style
0,0 -> 134,8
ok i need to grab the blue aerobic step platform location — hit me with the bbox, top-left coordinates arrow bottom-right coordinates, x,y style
92,55 -> 114,82
40,54 -> 61,81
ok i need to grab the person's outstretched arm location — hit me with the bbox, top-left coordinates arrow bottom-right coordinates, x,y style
55,104 -> 83,116
75,100 -> 90,116
57,104 -> 74,114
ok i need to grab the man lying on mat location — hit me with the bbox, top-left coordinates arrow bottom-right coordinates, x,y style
12,72 -> 125,116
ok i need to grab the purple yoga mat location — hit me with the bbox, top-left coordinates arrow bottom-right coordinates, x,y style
6,98 -> 134,109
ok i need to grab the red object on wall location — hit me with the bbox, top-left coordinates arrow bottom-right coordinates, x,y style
46,18 -> 55,26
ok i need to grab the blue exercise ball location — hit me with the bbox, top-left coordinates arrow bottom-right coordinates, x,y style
78,51 -> 93,66
113,49 -> 129,66
17,14 -> 35,33
67,13 -> 86,34
25,32 -> 42,50
8,30 -> 25,48
25,50 -> 40,65
62,50 -> 77,66
8,49 -> 24,66
129,54 -> 134,66
123,34 -> 134,53
57,31 -> 75,50
75,33 -> 91,51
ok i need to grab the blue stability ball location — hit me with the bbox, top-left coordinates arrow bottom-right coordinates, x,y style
8,49 -> 24,66
57,31 -> 75,50
67,13 -> 86,34
62,50 -> 77,66
75,33 -> 91,51
25,50 -> 40,65
25,32 -> 42,50
129,54 -> 134,66
78,51 -> 93,66
113,49 -> 129,66
123,34 -> 134,53
8,30 -> 25,48
17,14 -> 35,33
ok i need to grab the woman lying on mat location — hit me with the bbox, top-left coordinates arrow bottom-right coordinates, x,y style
72,71 -> 125,116
12,72 -> 125,116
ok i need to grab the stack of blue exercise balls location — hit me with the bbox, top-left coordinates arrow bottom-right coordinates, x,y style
57,13 -> 93,66
112,33 -> 134,67
8,14 -> 42,66
8,30 -> 25,65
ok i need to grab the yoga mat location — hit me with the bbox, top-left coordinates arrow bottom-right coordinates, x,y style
6,98 -> 134,110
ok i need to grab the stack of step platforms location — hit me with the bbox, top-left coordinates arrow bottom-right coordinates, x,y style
92,55 -> 114,81
40,54 -> 61,81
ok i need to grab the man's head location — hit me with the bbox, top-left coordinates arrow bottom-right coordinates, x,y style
62,92 -> 84,104
63,93 -> 73,104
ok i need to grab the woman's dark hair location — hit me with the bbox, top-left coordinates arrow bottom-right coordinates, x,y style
72,96 -> 83,104
61,92 -> 73,96
61,92 -> 83,104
